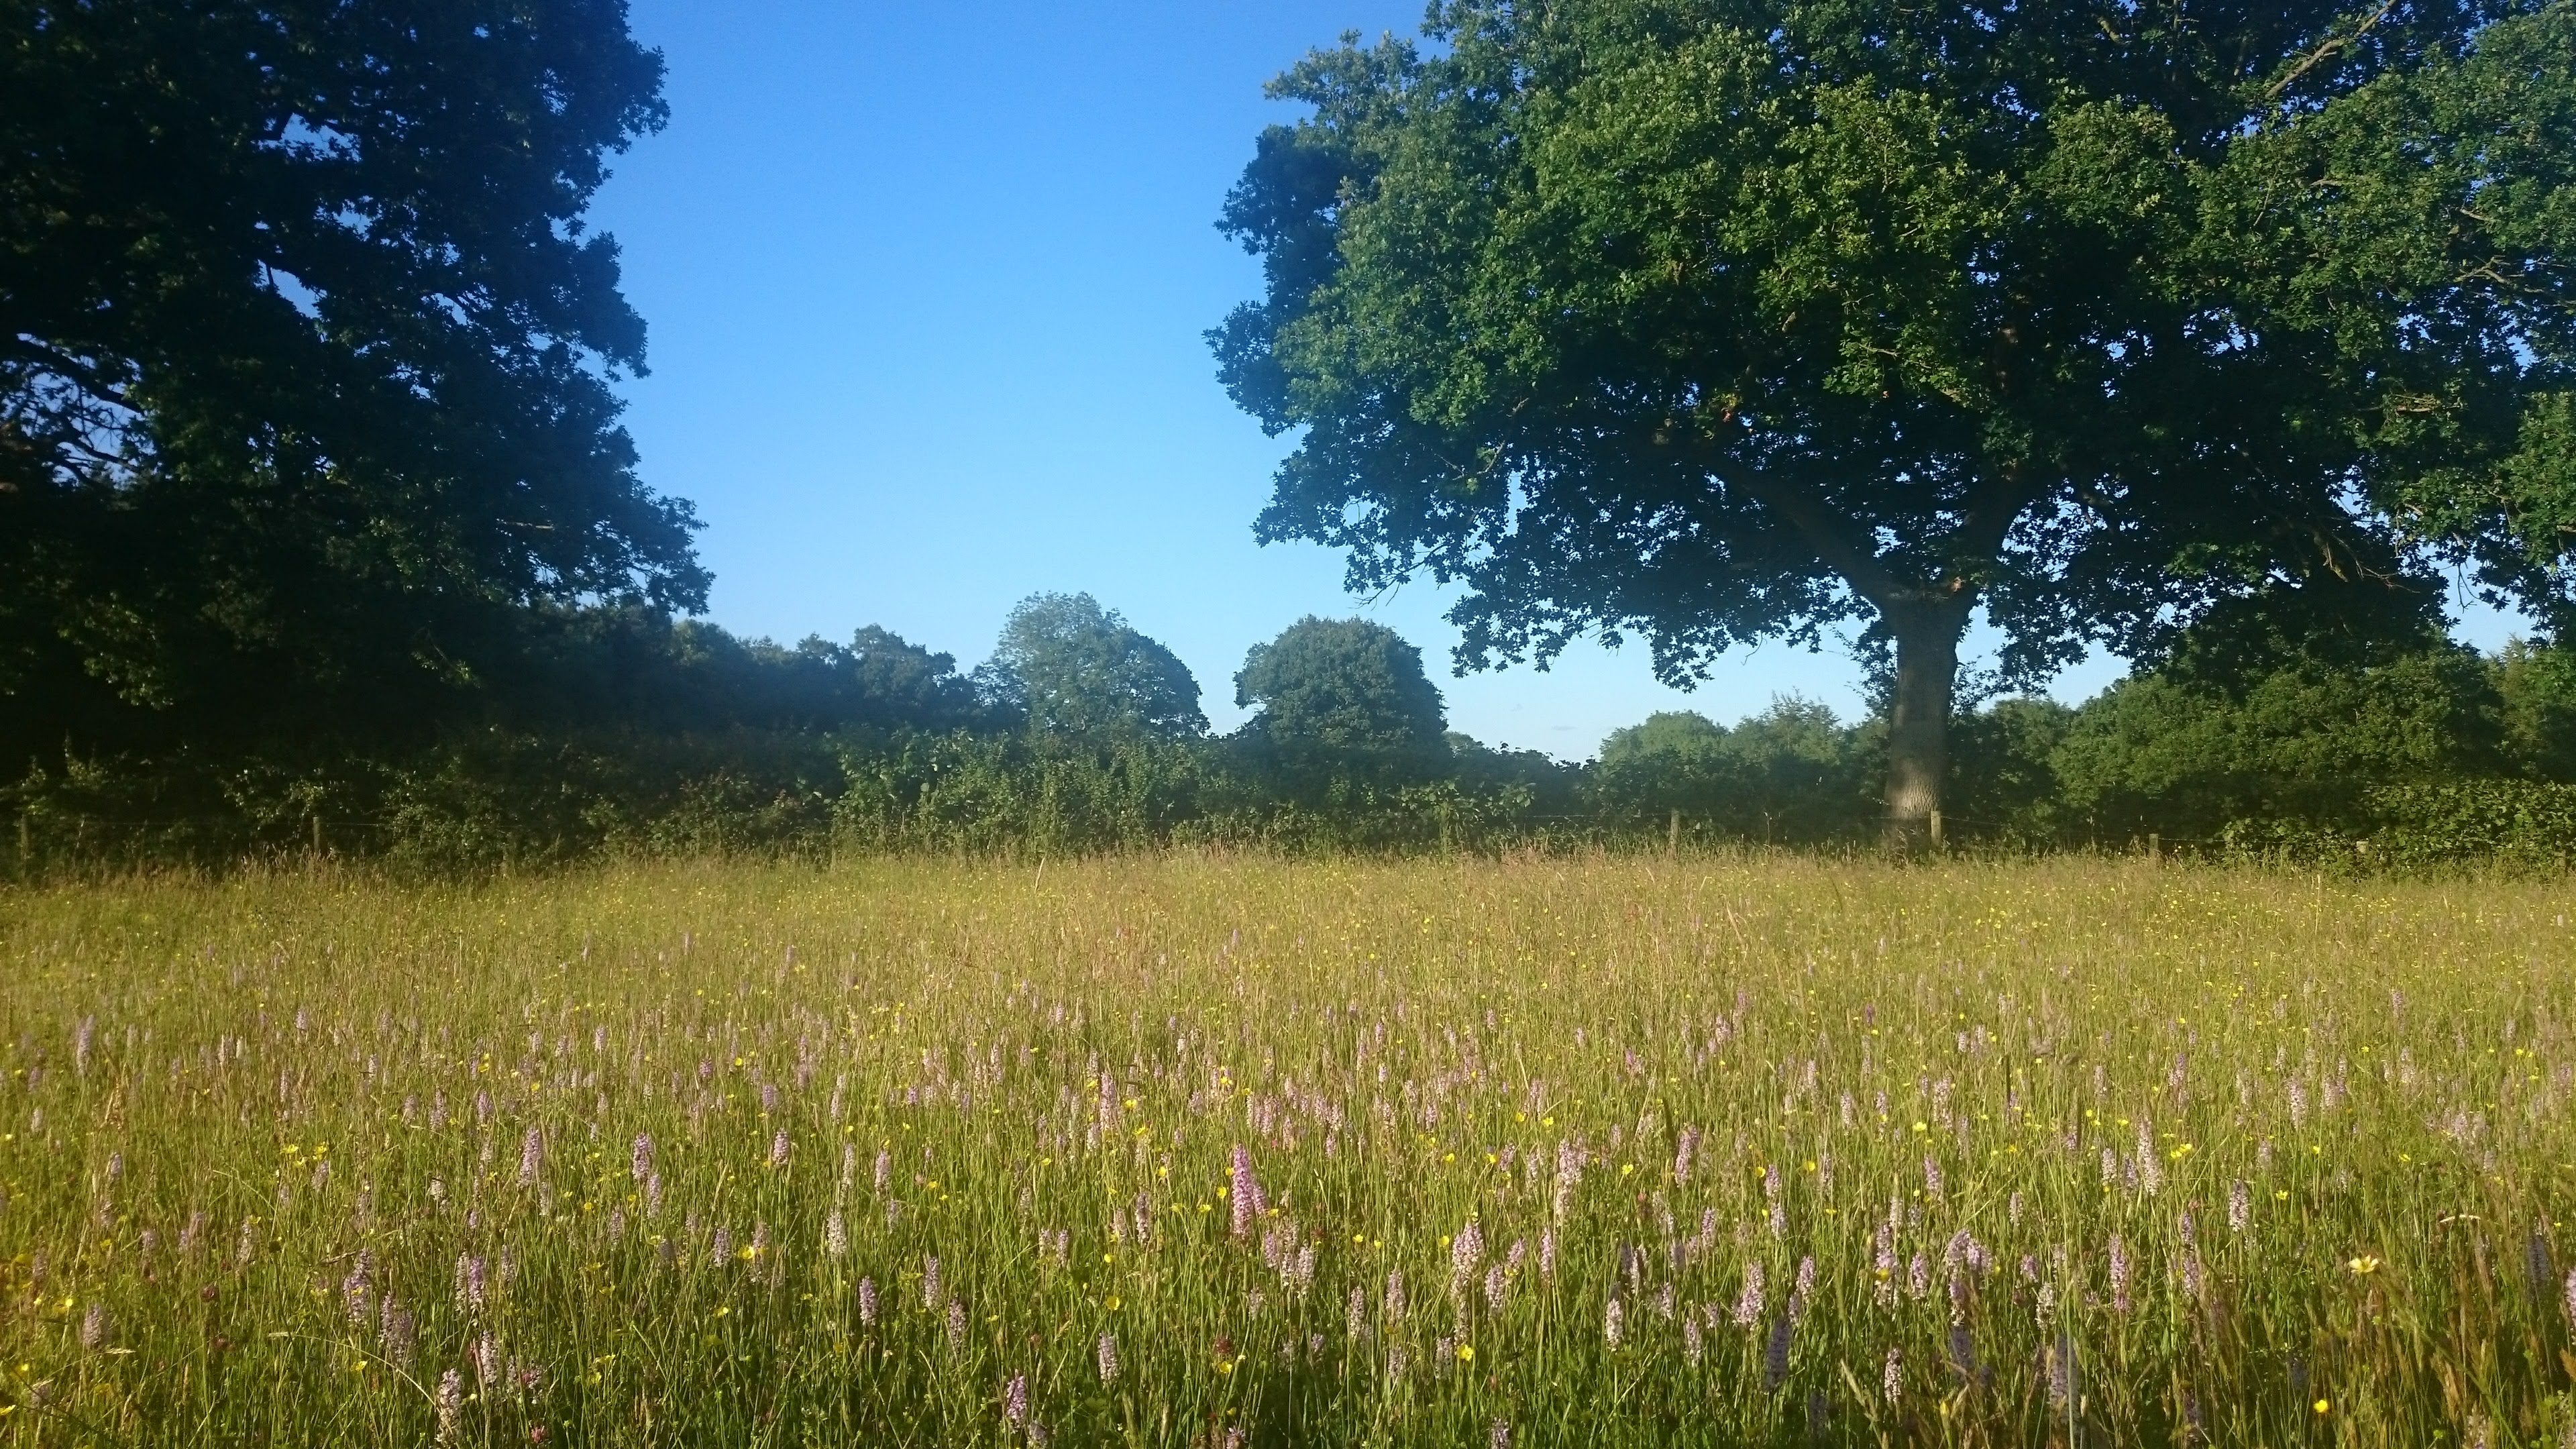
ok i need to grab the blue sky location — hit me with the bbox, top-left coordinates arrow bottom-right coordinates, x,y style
588,1 -> 2516,757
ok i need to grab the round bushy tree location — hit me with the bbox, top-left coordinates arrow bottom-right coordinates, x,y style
1235,616 -> 1448,786
983,593 -> 1207,745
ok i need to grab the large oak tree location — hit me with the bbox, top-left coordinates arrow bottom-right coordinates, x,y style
1215,0 -> 2576,837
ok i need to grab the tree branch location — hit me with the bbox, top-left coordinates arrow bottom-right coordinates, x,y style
2263,0 -> 2399,104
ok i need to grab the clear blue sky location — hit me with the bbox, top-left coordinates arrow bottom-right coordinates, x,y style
588,1 -> 2514,757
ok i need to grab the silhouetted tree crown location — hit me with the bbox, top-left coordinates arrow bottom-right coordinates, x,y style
1,0 -> 698,768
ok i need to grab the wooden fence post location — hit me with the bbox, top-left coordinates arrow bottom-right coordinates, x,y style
1667,808 -> 1681,857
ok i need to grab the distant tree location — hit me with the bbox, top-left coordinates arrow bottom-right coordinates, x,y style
1217,0 -> 2576,842
1235,616 -> 1448,784
2496,639 -> 2576,781
840,626 -> 986,733
982,594 -> 1207,743
1596,698 -> 1864,841
1945,698 -> 2078,843
1,0 -> 697,769
2053,588 -> 2505,838
1595,712 -> 1733,824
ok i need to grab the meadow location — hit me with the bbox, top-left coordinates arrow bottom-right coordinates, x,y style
0,853 -> 2571,1446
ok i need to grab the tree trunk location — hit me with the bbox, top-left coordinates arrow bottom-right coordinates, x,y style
1883,607 -> 1964,847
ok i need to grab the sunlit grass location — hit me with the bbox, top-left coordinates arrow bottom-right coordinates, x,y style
1,852 -> 2572,1445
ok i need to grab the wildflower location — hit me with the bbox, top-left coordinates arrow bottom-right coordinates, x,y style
1346,1285 -> 1368,1340
1674,1125 -> 1701,1184
2045,1333 -> 2073,1409
1923,1155 -> 1943,1202
79,1303 -> 105,1350
518,1126 -> 543,1188
1003,1373 -> 1028,1428
1451,1218 -> 1485,1291
644,1173 -> 663,1217
2526,1226 -> 2555,1297
923,1254 -> 943,1308
435,1369 -> 463,1445
1684,1316 -> 1704,1366
874,1150 -> 892,1193
1792,1256 -> 1816,1323
457,1254 -> 488,1314
1096,1332 -> 1119,1386
2346,1254 -> 2381,1276
1490,1418 -> 1512,1449
1882,1346 -> 1902,1405
1603,1296 -> 1624,1347
858,1277 -> 879,1327
1765,1164 -> 1786,1238
1732,1261 -> 1766,1328
2109,1235 -> 2133,1315
2135,1122 -> 2161,1195
1485,1263 -> 1506,1310
379,1299 -> 416,1364
945,1299 -> 966,1349
768,1130 -> 790,1170
712,1226 -> 734,1265
2228,1179 -> 2251,1235
1539,1226 -> 1558,1280
1763,1313 -> 1792,1392
473,1332 -> 501,1388
631,1134 -> 653,1183
1229,1144 -> 1260,1237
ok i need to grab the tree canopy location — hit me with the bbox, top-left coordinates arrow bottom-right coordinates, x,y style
1,0 -> 697,769
1215,0 -> 2576,837
1235,615 -> 1449,784
982,593 -> 1208,744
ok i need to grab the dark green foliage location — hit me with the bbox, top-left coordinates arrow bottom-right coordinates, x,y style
1,0 -> 701,789
1595,700 -> 1870,843
1946,698 -> 2077,844
2053,590 -> 2507,842
981,593 -> 1208,744
2498,639 -> 2576,781
1235,616 -> 1450,789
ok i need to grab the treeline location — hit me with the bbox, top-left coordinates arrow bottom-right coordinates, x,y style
13,584 -> 2576,872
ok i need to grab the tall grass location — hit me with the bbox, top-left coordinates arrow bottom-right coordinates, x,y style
0,853 -> 2570,1445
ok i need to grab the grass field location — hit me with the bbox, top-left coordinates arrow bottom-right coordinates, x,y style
1,853 -> 2572,1446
